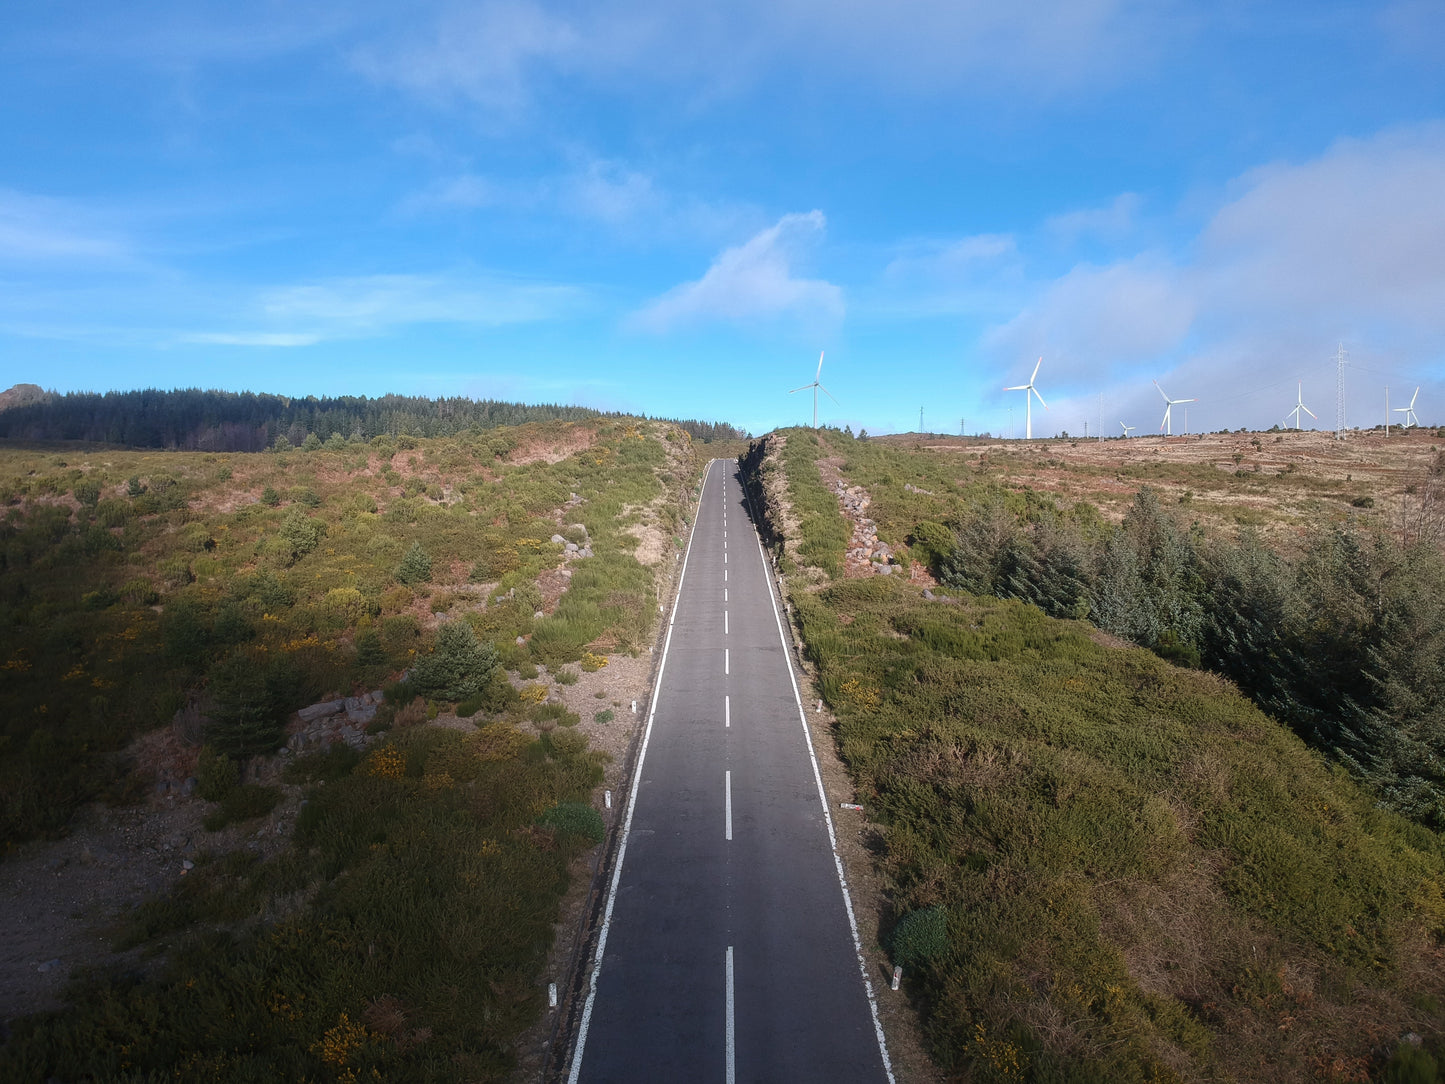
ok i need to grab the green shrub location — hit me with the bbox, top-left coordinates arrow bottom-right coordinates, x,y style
206,652 -> 304,758
276,507 -> 326,565
396,541 -> 433,585
281,743 -> 360,784
195,744 -> 239,802
260,485 -> 280,506
530,701 -> 580,728
890,905 -> 949,970
537,801 -> 605,844
73,479 -> 102,508
411,620 -> 499,701
594,708 -> 615,725
1383,1044 -> 1439,1084
202,783 -> 280,831
554,668 -> 579,686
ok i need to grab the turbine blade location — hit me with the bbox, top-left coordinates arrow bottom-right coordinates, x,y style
1154,380 -> 1171,403
816,350 -> 825,381
1178,398 -> 1198,404
1302,405 -> 1317,419
819,383 -> 840,406
1030,356 -> 1042,383
1032,388 -> 1049,410
1004,384 -> 1028,392
788,384 -> 813,394
1161,406 -> 1170,431
1412,387 -> 1420,407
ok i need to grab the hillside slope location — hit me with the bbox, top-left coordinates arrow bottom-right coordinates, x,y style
744,429 -> 1445,1082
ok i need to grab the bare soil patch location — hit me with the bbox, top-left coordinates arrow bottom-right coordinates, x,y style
509,424 -> 597,466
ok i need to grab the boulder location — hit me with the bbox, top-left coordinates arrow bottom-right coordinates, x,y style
346,702 -> 377,725
551,534 -> 567,544
298,699 -> 345,723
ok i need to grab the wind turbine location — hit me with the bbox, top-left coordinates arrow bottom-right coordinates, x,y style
1120,422 -> 1136,438
1154,380 -> 1196,436
1285,383 -> 1317,430
1394,387 -> 1420,428
1004,357 -> 1048,439
789,350 -> 837,429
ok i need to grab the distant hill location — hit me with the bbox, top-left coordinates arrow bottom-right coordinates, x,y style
0,383 -> 51,411
0,385 -> 746,450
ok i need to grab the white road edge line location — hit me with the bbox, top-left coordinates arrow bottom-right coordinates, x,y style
726,945 -> 736,1084
567,459 -> 715,1084
725,770 -> 733,840
745,481 -> 898,1084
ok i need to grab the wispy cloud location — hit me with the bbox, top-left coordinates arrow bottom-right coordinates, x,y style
630,211 -> 842,332
178,331 -> 325,347
353,1 -> 579,116
189,271 -> 590,345
1043,193 -> 1142,243
353,0 -> 1175,122
402,155 -> 758,246
0,189 -> 133,267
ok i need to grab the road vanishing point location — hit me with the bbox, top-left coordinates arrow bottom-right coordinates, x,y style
568,459 -> 894,1083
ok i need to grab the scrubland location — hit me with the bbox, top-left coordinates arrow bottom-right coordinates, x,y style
0,418 -> 706,1080
747,427 -> 1445,1082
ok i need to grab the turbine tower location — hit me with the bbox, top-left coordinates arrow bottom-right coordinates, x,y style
1004,356 -> 1048,439
788,350 -> 837,429
1286,383 -> 1317,430
1120,422 -> 1136,438
1154,380 -> 1196,436
1394,387 -> 1420,428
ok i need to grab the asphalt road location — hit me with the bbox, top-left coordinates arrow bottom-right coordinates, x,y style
569,459 -> 892,1084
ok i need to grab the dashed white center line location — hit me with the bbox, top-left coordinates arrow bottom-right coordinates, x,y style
724,648 -> 729,675
724,588 -> 728,602
724,770 -> 733,840
724,611 -> 729,635
724,569 -> 728,582
725,947 -> 736,1084
724,694 -> 730,728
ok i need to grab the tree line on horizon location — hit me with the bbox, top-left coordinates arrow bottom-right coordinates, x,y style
0,387 -> 748,450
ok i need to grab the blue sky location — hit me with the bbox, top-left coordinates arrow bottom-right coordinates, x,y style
2,1 -> 1444,437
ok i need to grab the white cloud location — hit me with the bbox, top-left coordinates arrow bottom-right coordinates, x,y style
630,211 -> 843,332
986,255 -> 1194,370
975,124 -> 1445,432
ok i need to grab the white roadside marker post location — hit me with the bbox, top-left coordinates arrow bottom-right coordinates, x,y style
891,966 -> 902,992
549,983 -> 558,1008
